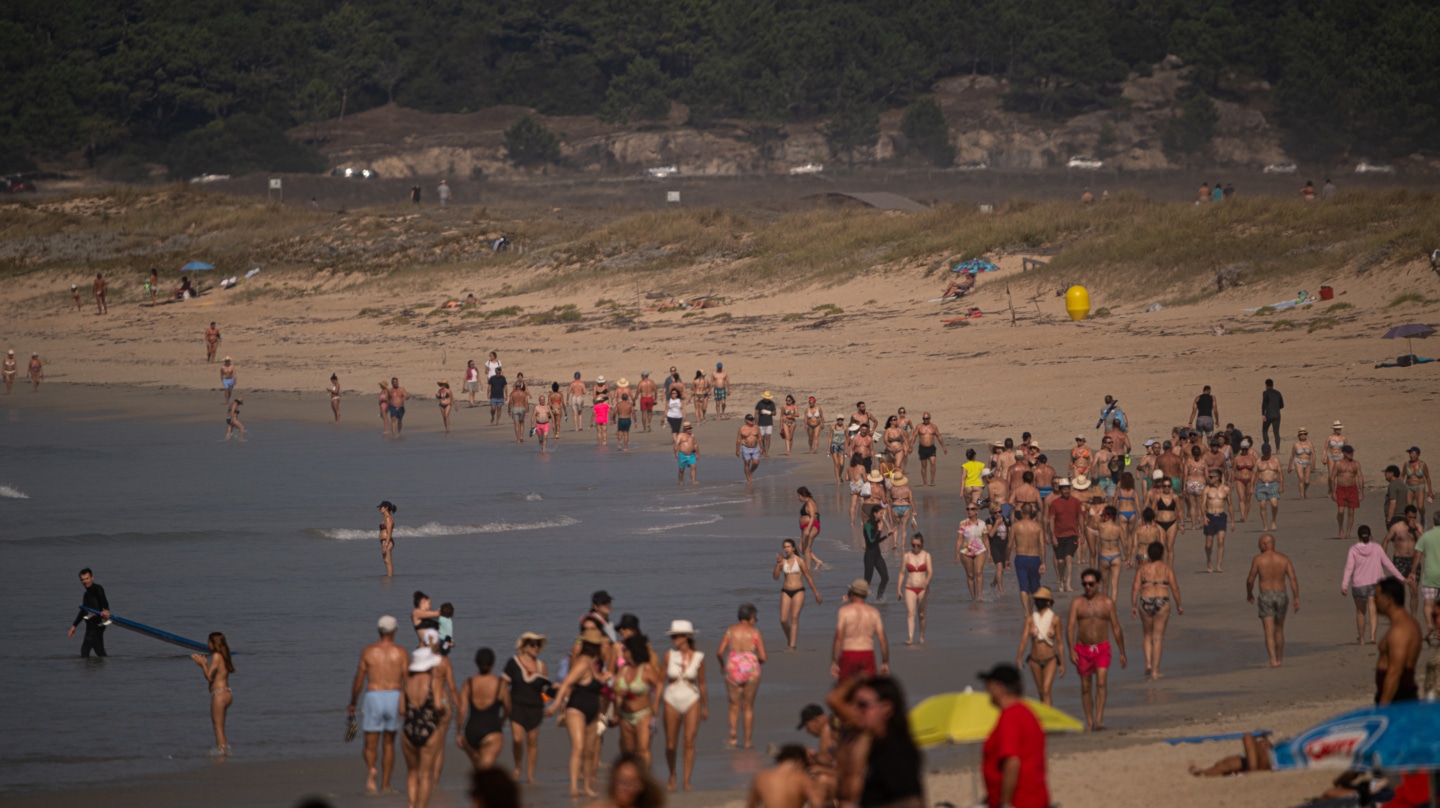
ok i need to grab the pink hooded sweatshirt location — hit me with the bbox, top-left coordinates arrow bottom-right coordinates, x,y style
1341,540 -> 1403,592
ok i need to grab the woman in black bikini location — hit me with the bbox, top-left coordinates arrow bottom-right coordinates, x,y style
1015,586 -> 1063,705
774,539 -> 822,650
437,380 -> 453,434
1146,473 -> 1181,558
412,591 -> 441,646
457,648 -> 509,770
503,633 -> 549,783
547,641 -> 606,797
1130,541 -> 1182,681
402,648 -> 445,808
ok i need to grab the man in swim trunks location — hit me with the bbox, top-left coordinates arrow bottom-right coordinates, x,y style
1403,446 -> 1432,524
1254,444 -> 1284,530
1157,440 -> 1184,500
1246,533 -> 1300,667
848,424 -> 875,475
830,579 -> 888,680
1066,567 -> 1126,731
737,414 -> 762,482
635,371 -> 657,432
710,363 -> 729,420
1331,445 -> 1364,540
848,401 -> 878,432
913,413 -> 946,487
1033,454 -> 1057,504
349,615 -> 410,795
93,271 -> 108,314
567,372 -> 587,431
1046,480 -> 1083,593
1203,470 -> 1233,572
1012,504 -> 1046,613
387,377 -> 410,435
533,395 -> 554,452
220,357 -> 236,403
1375,578 -> 1421,705
508,377 -> 530,443
487,367 -> 507,426
204,321 -> 221,362
676,422 -> 699,485
1384,507 -> 1421,617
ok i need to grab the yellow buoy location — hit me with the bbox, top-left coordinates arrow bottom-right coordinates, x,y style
1065,286 -> 1091,321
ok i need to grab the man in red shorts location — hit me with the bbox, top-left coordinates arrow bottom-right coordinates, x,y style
830,580 -> 888,680
1066,567 -> 1126,731
1331,444 -> 1364,540
636,370 -> 658,432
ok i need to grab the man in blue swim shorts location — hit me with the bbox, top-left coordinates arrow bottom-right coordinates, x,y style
219,357 -> 237,403
349,615 -> 409,795
737,414 -> 762,482
1254,443 -> 1285,531
1011,504 -> 1046,612
676,422 -> 699,484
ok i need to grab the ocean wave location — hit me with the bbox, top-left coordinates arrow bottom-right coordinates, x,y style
0,485 -> 29,499
636,513 -> 723,533
311,516 -> 578,541
643,499 -> 748,512
525,493 -> 543,501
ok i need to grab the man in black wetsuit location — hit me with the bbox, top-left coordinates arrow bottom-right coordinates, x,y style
67,568 -> 111,657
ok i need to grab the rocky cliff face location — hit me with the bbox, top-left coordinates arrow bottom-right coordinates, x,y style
303,58 -> 1288,180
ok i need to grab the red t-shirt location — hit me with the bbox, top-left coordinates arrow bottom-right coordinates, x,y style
1049,496 -> 1082,537
982,702 -> 1049,808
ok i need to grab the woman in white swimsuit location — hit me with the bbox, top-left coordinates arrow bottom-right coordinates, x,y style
661,621 -> 707,792
955,505 -> 989,602
1325,422 -> 1347,477
1014,588 -> 1062,705
804,397 -> 824,453
328,374 -> 341,422
1286,428 -> 1315,498
190,632 -> 235,754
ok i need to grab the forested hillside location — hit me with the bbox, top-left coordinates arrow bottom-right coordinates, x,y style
4,0 -> 1438,177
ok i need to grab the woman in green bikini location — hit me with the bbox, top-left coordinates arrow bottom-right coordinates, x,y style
615,635 -> 662,768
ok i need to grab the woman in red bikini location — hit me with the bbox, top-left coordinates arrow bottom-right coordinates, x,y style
797,487 -> 824,571
899,533 -> 933,645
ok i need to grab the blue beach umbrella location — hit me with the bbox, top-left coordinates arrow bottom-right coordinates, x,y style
181,261 -> 215,271
1270,701 -> 1440,773
952,259 -> 999,275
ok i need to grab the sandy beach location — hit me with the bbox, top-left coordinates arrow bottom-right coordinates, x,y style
4,192 -> 1439,807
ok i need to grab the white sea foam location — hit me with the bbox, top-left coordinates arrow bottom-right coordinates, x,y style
643,499 -> 748,512
315,516 -> 577,541
525,493 -> 543,501
0,485 -> 30,499
636,513 -> 723,533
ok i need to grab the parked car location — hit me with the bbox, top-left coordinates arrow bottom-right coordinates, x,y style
1262,162 -> 1298,174
955,161 -> 989,172
1066,155 -> 1104,170
644,165 -> 678,178
2,177 -> 37,192
330,167 -> 379,179
188,174 -> 231,184
788,162 -> 824,175
1355,161 -> 1395,174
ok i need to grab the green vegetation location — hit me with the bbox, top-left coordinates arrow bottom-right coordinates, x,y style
782,313 -> 805,321
1272,319 -> 1296,331
1389,292 -> 1434,307
594,298 -> 618,308
523,304 -> 583,325
900,98 -> 955,168
358,307 -> 383,316
2,0 -> 1438,172
1091,307 -> 1112,318
1325,302 -> 1354,312
1162,92 -> 1220,157
503,115 -> 562,167
812,303 -> 844,315
1307,317 -> 1338,332
1254,306 -> 1276,316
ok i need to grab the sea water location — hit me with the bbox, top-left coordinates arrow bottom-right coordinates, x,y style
0,403 -> 1212,797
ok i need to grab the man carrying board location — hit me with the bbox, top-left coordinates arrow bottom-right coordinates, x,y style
67,568 -> 110,658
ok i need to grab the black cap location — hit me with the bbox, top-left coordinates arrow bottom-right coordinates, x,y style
797,704 -> 825,729
616,614 -> 641,632
591,590 -> 612,606
977,663 -> 1022,687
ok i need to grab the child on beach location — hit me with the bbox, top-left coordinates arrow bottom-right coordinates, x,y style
438,602 -> 455,656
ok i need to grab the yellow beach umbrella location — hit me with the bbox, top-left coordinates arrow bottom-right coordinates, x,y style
909,687 -> 1083,748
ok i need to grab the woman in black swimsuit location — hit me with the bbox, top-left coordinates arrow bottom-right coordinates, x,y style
402,648 -> 445,807
412,590 -> 441,645
1129,541 -> 1182,681
503,633 -> 549,783
457,648 -> 509,770
547,641 -> 606,798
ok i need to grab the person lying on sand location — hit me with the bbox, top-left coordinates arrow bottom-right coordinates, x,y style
1189,732 -> 1272,776
941,274 -> 975,300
